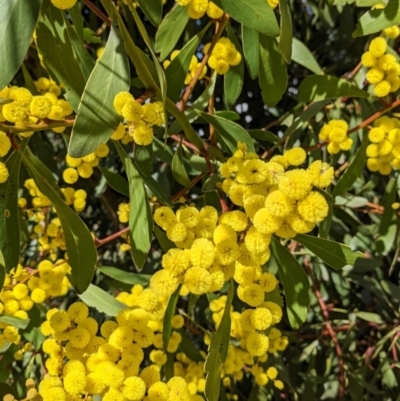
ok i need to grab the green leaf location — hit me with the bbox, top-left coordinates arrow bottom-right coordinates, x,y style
0,251 -> 5,292
212,0 -> 279,37
36,3 -> 87,111
202,174 -> 224,193
332,135 -> 368,197
0,383 -> 17,400
69,20 -> 130,157
78,284 -> 127,316
165,24 -> 209,103
271,237 -> 310,329
134,145 -> 153,176
355,311 -> 384,324
291,38 -> 323,75
248,129 -> 279,143
279,0 -> 293,63
298,75 -> 369,102
264,286 -> 284,308
224,24 -> 244,108
98,266 -> 151,286
258,34 -> 288,106
381,280 -> 400,302
98,167 -> 129,196
0,143 -> 27,272
125,159 -> 153,269
0,0 -> 42,89
0,315 -> 30,330
21,64 -> 39,95
69,1 -> 84,41
353,0 -> 400,37
242,25 -> 259,80
21,148 -> 97,294
172,142 -> 191,187
178,328 -> 205,362
296,234 -> 365,270
197,111 -> 255,154
205,280 -> 234,401
154,226 -> 175,252
155,5 -> 190,60
137,0 -> 163,26
163,286 -> 181,351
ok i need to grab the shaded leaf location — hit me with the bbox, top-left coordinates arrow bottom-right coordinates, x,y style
21,148 -> 97,293
134,145 -> 153,176
242,25 -> 259,80
197,111 -> 255,154
0,0 -> 42,89
69,19 -> 130,157
279,0 -> 293,63
315,188 -> 334,238
271,237 -> 310,329
0,315 -> 30,330
172,142 -> 191,187
259,34 -> 288,106
154,226 -> 175,252
296,234 -> 365,270
355,311 -> 384,324
0,251 -> 4,292
178,328 -> 205,363
79,284 -> 127,316
248,129 -> 279,143
332,135 -> 368,197
292,38 -> 323,75
99,167 -> 129,196
163,286 -> 182,351
298,75 -> 369,102
155,5 -> 190,60
137,0 -> 163,26
212,0 -> 279,37
98,266 -> 151,286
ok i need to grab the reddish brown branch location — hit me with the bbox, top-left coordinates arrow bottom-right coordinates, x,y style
81,0 -> 111,26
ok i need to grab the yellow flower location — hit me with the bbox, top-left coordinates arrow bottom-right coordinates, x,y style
114,91 -> 134,115
0,131 -> 11,157
184,266 -> 212,294
297,191 -> 329,223
368,37 -> 387,58
246,331 -> 269,356
50,0 -> 77,9
62,167 -> 78,184
132,122 -> 154,146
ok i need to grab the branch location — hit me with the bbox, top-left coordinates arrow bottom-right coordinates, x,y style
81,0 -> 111,26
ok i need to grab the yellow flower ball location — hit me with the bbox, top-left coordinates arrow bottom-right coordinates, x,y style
111,123 -> 126,140
0,131 -> 11,157
374,80 -> 391,97
264,190 -> 294,217
278,170 -> 313,200
2,102 -> 26,123
77,162 -> 93,178
383,25 -> 400,39
63,167 -> 78,184
365,67 -> 385,84
167,222 -> 188,243
250,307 -> 273,330
206,2 -> 224,18
366,157 -> 380,172
50,0 -> 77,9
368,37 -> 387,58
121,376 -> 146,401
132,122 -> 154,146
30,96 -> 52,119
188,0 -> 208,19
361,51 -> 377,68
184,266 -> 212,294
0,162 -> 9,183
114,91 -> 134,115
267,0 -> 279,9
252,208 -> 282,234
284,147 -> 306,166
246,331 -> 269,356
297,191 -> 329,223
377,54 -> 397,72
307,160 -> 334,188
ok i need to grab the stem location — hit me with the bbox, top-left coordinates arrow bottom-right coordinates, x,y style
96,227 -> 130,247
170,172 -> 207,202
81,0 -> 111,26
0,120 -> 74,134
179,14 -> 229,110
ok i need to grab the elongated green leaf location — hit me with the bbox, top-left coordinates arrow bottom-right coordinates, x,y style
21,149 -> 97,293
21,64 -> 39,95
36,4 -> 87,111
355,311 -> 384,324
165,24 -> 209,103
134,145 -> 153,176
79,284 -> 126,316
381,280 -> 400,302
99,167 -> 129,196
69,21 -> 130,157
197,111 -> 255,154
137,0 -> 163,26
242,25 -> 259,80
172,142 -> 191,187
0,251 -> 4,292
98,266 -> 151,285
163,286 -> 182,351
155,5 -> 190,60
279,0 -> 293,63
259,35 -> 288,106
69,2 -> 84,41
292,38 -> 323,75
296,234 -> 365,269
0,0 -> 42,89
298,75 -> 369,102
0,144 -> 27,272
212,0 -> 279,37
205,280 -> 233,401
332,136 -> 368,197
126,160 -> 153,269
178,328 -> 205,362
271,237 -> 310,329
0,315 -> 30,330
353,0 -> 400,37
225,24 -> 244,108
248,129 -> 279,143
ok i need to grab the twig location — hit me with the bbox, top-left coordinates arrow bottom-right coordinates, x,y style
170,173 -> 207,202
96,227 -> 130,247
81,0 -> 111,26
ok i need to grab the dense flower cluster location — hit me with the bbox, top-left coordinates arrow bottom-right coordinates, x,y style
0,130 -> 12,183
175,0 -> 224,20
63,143 -> 109,184
205,38 -> 241,75
163,51 -> 208,85
113,92 -> 164,146
366,116 -> 400,175
318,119 -> 352,154
361,37 -> 400,98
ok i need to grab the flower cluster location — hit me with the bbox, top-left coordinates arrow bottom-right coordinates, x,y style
361,37 -> 400,98
0,86 -> 73,127
163,51 -> 207,85
175,0 -> 224,20
50,0 -> 77,9
62,187 -> 88,213
220,144 -> 332,239
205,38 -> 241,75
113,92 -> 164,146
0,130 -> 12,183
318,119 -> 352,154
366,116 -> 400,175
63,143 -> 110,184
